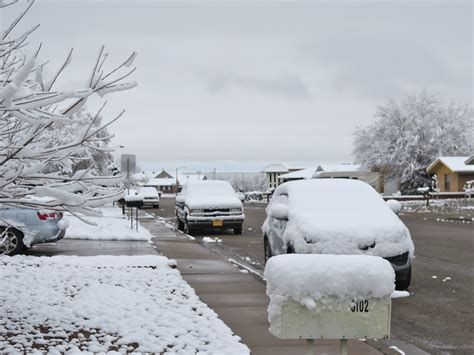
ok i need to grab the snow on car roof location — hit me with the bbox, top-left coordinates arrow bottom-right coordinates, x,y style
183,181 -> 242,209
269,179 -> 413,257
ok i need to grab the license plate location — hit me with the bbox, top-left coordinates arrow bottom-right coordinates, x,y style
212,220 -> 223,227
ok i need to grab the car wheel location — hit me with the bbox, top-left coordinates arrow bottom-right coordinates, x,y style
287,245 -> 295,254
0,227 -> 24,256
234,226 -> 242,235
264,237 -> 273,263
395,266 -> 412,291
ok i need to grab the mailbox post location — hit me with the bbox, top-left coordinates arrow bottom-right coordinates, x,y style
264,254 -> 394,355
125,196 -> 143,231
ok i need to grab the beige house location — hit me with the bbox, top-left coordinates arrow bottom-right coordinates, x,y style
261,164 -> 305,190
263,163 -> 382,192
426,156 -> 474,192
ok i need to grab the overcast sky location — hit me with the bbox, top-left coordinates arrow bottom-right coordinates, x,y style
3,0 -> 473,171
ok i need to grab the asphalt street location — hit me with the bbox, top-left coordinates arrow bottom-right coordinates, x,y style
152,197 -> 474,355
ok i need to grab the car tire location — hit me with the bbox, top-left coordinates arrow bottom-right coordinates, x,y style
264,237 -> 273,263
0,227 -> 25,256
154,204 -> 159,209
234,226 -> 242,235
395,266 -> 412,291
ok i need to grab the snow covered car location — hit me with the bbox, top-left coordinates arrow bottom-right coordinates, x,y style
0,208 -> 68,256
262,179 -> 414,290
137,187 -> 160,208
176,181 -> 245,234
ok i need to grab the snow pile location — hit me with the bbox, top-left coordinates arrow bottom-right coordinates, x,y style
0,255 -> 249,354
264,254 -> 395,330
178,181 -> 243,209
65,207 -> 152,241
386,199 -> 402,214
264,179 -> 414,258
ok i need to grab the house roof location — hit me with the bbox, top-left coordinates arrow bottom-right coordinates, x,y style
312,164 -> 361,178
427,156 -> 474,174
144,178 -> 175,186
278,167 -> 317,180
261,163 -> 290,173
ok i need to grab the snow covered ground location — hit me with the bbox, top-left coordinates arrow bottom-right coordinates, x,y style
65,207 -> 153,241
0,255 -> 249,354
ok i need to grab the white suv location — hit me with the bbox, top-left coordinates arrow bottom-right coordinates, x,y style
176,181 -> 245,235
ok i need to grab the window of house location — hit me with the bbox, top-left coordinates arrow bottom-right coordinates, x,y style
444,174 -> 451,191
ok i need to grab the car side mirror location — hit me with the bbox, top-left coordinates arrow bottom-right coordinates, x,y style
386,199 -> 402,215
269,204 -> 289,220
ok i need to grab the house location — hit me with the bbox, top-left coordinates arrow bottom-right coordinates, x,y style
312,164 -> 381,192
426,156 -> 474,192
155,169 -> 173,179
261,164 -> 308,190
137,170 -> 207,193
278,167 -> 317,183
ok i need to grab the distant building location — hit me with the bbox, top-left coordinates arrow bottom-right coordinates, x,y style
263,163 -> 382,192
138,170 -> 207,193
426,156 -> 474,192
155,169 -> 173,179
313,164 -> 381,192
261,164 -> 307,190
278,167 -> 317,183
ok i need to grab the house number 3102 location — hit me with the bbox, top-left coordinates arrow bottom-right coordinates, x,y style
351,300 -> 369,312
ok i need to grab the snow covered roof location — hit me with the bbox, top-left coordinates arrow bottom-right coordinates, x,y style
427,156 -> 474,173
312,164 -> 361,177
278,167 -> 316,180
143,178 -> 175,186
315,164 -> 361,173
261,164 -> 290,173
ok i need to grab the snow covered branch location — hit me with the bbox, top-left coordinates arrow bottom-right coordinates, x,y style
0,0 -> 137,215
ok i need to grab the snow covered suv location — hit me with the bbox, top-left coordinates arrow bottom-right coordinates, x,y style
262,179 -> 414,290
176,181 -> 245,235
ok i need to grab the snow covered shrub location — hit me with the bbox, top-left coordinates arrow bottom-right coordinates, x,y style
354,92 -> 473,194
0,1 -> 137,216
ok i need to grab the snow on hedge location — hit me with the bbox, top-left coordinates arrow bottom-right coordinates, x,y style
0,255 -> 249,354
65,208 -> 152,241
264,179 -> 414,258
264,254 -> 395,328
178,181 -> 243,209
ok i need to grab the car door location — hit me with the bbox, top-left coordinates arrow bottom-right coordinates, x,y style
267,193 -> 289,255
175,187 -> 186,221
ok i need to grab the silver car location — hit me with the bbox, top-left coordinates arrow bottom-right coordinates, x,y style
0,208 -> 68,256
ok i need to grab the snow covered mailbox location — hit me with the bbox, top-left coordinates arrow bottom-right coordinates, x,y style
265,254 -> 394,344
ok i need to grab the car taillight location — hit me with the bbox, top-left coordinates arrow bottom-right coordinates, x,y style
37,212 -> 62,220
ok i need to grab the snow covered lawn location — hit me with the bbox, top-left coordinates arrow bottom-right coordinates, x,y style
65,207 -> 153,241
0,255 -> 249,354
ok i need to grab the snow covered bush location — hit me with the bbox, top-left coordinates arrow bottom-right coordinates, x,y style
0,1 -> 136,217
354,92 -> 473,193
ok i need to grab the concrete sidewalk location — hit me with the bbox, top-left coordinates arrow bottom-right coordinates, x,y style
140,215 -> 386,355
